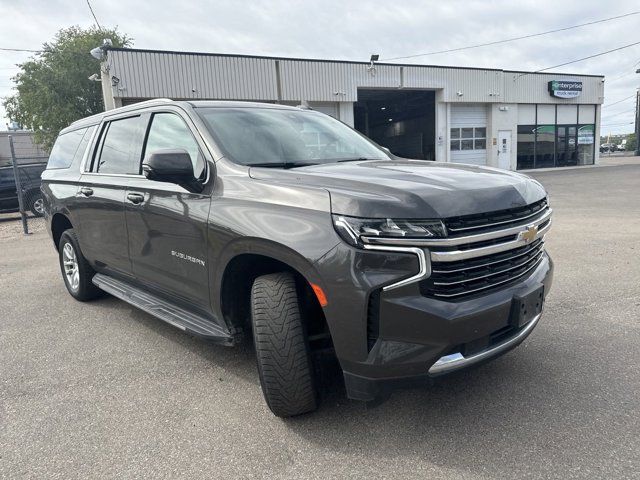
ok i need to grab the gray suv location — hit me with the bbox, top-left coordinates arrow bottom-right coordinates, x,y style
42,99 -> 553,417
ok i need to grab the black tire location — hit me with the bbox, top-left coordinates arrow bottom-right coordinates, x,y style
251,272 -> 319,417
29,193 -> 45,217
58,229 -> 102,301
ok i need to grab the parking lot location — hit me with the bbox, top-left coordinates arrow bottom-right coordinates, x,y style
1,161 -> 639,479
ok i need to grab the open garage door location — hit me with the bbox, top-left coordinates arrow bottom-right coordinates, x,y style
450,104 -> 488,166
354,89 -> 436,160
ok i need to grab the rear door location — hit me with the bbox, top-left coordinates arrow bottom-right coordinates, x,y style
124,109 -> 212,311
0,167 -> 17,212
74,114 -> 146,278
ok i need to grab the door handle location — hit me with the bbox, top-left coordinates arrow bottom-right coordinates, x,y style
126,192 -> 145,204
79,187 -> 93,197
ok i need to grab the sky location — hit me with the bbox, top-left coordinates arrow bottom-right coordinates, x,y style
0,0 -> 639,135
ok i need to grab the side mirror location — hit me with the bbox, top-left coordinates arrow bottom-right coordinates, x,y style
142,149 -> 203,193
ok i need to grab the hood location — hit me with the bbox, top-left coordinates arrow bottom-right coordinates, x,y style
249,159 -> 547,218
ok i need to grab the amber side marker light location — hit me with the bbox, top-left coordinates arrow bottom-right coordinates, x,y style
310,283 -> 328,307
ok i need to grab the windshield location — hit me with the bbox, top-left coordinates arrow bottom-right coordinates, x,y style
197,107 -> 389,167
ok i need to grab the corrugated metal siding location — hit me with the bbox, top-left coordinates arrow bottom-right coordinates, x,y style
502,71 -> 603,104
107,50 -> 604,106
109,50 -> 278,100
404,67 -> 503,103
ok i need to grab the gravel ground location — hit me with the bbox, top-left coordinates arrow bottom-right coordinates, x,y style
1,163 -> 639,479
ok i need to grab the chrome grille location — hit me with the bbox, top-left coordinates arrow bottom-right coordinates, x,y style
421,239 -> 545,299
445,198 -> 548,237
424,199 -> 551,299
361,198 -> 552,297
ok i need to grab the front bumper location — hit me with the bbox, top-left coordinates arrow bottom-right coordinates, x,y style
317,244 -> 553,402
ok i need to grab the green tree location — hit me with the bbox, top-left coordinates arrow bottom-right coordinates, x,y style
626,133 -> 637,152
3,26 -> 132,150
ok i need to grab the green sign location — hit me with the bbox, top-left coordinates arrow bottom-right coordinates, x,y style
548,80 -> 582,99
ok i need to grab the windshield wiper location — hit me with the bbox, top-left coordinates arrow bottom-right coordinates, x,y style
248,161 -> 319,169
335,157 -> 380,163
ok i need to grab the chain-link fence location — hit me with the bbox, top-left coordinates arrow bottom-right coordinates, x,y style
0,133 -> 49,236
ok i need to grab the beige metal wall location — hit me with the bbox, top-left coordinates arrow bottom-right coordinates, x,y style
104,49 -> 604,107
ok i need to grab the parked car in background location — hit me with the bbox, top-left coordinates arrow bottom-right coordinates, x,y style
600,143 -> 613,153
0,163 -> 46,216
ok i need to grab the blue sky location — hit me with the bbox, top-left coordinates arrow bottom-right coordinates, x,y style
1,0 -> 638,134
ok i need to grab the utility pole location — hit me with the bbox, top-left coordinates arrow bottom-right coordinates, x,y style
636,88 -> 640,156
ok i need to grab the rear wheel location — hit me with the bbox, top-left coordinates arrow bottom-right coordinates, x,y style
251,272 -> 319,417
58,229 -> 102,301
29,194 -> 45,217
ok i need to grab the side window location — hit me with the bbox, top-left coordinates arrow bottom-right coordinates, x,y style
144,113 -> 205,179
96,116 -> 142,174
47,128 -> 87,169
0,168 -> 13,184
73,125 -> 96,168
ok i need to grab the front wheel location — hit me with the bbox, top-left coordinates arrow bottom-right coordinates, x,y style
251,272 -> 319,417
58,229 -> 102,301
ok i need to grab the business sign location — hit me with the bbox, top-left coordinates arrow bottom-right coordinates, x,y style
578,125 -> 594,145
548,80 -> 582,99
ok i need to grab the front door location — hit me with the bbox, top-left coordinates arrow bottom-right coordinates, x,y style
125,111 -> 212,311
0,167 -> 18,212
497,130 -> 512,170
556,126 -> 577,167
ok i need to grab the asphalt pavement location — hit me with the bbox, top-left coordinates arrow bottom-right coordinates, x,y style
1,161 -> 639,479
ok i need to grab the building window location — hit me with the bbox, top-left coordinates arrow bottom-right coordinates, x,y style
517,125 -> 535,169
535,125 -> 556,168
516,104 -> 597,169
450,127 -> 486,151
577,124 -> 595,165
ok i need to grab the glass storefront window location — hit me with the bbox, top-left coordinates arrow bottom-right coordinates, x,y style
535,125 -> 555,168
516,105 -> 596,170
517,125 -> 535,169
577,124 -> 595,165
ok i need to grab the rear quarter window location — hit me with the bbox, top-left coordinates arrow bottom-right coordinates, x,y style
47,127 -> 94,170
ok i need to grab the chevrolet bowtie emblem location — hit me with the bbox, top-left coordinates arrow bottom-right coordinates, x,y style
520,225 -> 538,243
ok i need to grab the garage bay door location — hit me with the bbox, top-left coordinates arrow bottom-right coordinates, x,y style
450,104 -> 488,166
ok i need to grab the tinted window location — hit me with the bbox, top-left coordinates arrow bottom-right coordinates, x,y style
0,168 -> 13,183
23,165 -> 46,180
74,126 -> 96,169
47,128 -> 86,169
197,108 -> 387,167
144,113 -> 205,178
97,116 -> 141,174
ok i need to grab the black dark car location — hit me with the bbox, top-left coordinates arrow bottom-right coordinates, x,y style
0,163 -> 46,217
41,100 -> 553,417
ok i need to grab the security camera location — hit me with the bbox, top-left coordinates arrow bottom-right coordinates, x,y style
88,73 -> 101,82
90,46 -> 104,60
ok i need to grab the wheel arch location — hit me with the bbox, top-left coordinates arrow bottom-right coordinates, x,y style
51,213 -> 73,251
216,239 -> 331,348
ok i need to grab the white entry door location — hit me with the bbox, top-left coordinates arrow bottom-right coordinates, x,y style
497,130 -> 512,170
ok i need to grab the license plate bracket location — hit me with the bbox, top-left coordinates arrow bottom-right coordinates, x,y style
510,285 -> 544,328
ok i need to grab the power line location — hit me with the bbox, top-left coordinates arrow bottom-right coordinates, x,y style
607,57 -> 640,82
86,0 -> 103,30
517,40 -> 640,77
0,47 -> 40,53
602,94 -> 636,108
383,11 -> 640,61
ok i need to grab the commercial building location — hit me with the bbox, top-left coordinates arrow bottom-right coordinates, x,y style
98,48 -> 604,170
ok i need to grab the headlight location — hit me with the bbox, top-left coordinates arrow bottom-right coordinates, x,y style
333,214 -> 446,247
